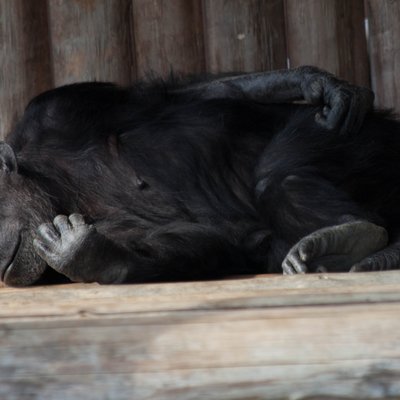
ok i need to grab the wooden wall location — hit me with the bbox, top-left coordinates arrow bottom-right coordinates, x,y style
0,0 -> 399,138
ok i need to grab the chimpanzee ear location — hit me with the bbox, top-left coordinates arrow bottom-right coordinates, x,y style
0,142 -> 18,173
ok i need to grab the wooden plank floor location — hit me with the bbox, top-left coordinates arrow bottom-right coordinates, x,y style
2,271 -> 400,399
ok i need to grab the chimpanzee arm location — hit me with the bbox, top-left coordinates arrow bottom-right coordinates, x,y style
175,66 -> 374,135
33,214 -> 247,283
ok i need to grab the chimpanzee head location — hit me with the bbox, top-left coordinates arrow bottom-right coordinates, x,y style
0,142 -> 53,286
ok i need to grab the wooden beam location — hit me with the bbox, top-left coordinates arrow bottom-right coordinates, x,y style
2,271 -> 400,319
1,271 -> 400,398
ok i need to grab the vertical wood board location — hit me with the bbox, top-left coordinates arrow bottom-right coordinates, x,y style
203,0 -> 287,73
131,0 -> 205,79
0,0 -> 52,138
365,0 -> 400,110
285,0 -> 370,86
48,0 -> 133,85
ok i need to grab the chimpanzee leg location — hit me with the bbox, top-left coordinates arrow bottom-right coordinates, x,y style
175,66 -> 374,134
33,215 -> 250,283
128,222 -> 252,281
256,171 -> 388,274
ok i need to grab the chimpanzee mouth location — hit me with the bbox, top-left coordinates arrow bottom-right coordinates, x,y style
0,235 -> 21,282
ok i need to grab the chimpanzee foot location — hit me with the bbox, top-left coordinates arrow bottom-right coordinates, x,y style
282,221 -> 388,275
34,214 -> 129,283
33,214 -> 97,282
350,245 -> 400,272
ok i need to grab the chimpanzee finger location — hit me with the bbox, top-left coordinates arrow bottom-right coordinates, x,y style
33,238 -> 54,264
286,253 -> 308,274
282,258 -> 296,275
37,223 -> 60,245
350,256 -> 380,272
322,105 -> 330,117
339,88 -> 361,135
340,88 -> 374,135
53,215 -> 71,234
350,264 -> 366,272
315,98 -> 345,132
323,88 -> 350,131
298,236 -> 320,262
69,213 -> 85,227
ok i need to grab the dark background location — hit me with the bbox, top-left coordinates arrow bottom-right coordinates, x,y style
0,0 -> 399,138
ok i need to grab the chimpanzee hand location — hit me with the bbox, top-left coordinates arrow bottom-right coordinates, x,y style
298,66 -> 374,135
33,214 -> 128,283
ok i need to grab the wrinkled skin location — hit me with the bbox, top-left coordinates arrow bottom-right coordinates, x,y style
0,154 -> 51,286
282,221 -> 388,274
1,66 -> 394,287
33,214 -> 129,284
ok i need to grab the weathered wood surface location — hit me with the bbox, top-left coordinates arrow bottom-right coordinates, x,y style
2,271 -> 400,399
203,0 -> 287,72
47,0 -> 133,85
366,0 -> 400,110
285,0 -> 370,86
132,0 -> 205,79
0,0 -> 52,139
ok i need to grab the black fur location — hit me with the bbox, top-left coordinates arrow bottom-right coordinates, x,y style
0,77 -> 398,286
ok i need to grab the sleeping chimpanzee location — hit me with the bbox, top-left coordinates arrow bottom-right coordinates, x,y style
0,66 -> 395,287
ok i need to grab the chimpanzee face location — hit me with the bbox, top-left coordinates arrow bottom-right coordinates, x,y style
0,143 -> 53,286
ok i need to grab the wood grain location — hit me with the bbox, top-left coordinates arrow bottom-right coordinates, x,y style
203,0 -> 287,73
365,0 -> 400,110
285,0 -> 370,86
48,0 -> 133,85
2,271 -> 400,399
131,0 -> 205,79
0,0 -> 52,139
2,271 -> 400,320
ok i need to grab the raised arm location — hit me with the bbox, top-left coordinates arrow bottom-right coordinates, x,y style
175,66 -> 374,135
